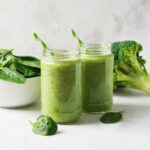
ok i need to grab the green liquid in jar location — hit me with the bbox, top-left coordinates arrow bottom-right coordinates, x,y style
41,58 -> 81,124
81,54 -> 114,113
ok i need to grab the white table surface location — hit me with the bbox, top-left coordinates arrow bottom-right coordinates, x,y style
0,88 -> 150,150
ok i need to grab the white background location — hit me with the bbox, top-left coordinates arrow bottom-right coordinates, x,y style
0,0 -> 150,59
0,0 -> 150,150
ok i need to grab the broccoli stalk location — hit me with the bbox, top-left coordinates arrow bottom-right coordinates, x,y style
112,40 -> 150,94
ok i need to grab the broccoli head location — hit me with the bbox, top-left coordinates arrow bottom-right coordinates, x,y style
111,40 -> 150,94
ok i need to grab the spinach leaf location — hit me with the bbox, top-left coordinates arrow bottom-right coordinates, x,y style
0,49 -> 40,84
0,56 -> 14,67
0,49 -> 12,57
15,56 -> 40,68
100,112 -> 123,124
13,60 -> 40,78
0,67 -> 26,83
30,115 -> 58,136
0,49 -> 13,62
8,63 -> 17,71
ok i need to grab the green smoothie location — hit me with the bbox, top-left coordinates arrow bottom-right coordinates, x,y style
81,53 -> 114,113
41,56 -> 81,124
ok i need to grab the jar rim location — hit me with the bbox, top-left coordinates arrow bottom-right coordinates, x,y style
80,42 -> 111,55
43,48 -> 80,60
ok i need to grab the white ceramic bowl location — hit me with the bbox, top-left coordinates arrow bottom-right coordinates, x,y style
0,77 -> 41,108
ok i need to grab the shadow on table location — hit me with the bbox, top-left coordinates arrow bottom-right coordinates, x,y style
74,113 -> 101,125
114,88 -> 149,97
112,103 -> 150,124
24,100 -> 41,111
0,99 -> 41,112
75,102 -> 150,125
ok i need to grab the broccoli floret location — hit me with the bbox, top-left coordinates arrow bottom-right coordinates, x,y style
111,40 -> 150,94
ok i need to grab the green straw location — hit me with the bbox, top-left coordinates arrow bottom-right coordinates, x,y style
33,32 -> 54,55
71,29 -> 83,48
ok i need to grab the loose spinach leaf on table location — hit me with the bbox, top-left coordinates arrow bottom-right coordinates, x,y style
100,112 -> 123,124
30,115 -> 58,136
0,67 -> 26,83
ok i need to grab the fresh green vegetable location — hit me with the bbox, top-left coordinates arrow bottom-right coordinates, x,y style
15,56 -> 40,68
0,49 -> 40,84
29,115 -> 58,136
71,29 -> 83,47
0,49 -> 13,63
0,67 -> 26,83
112,40 -> 150,94
13,61 -> 40,78
100,112 -> 123,124
0,49 -> 11,59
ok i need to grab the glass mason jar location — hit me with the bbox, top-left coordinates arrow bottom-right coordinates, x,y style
41,48 -> 81,124
80,43 -> 114,114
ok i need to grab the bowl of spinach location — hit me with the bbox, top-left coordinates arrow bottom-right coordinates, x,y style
0,49 -> 41,108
